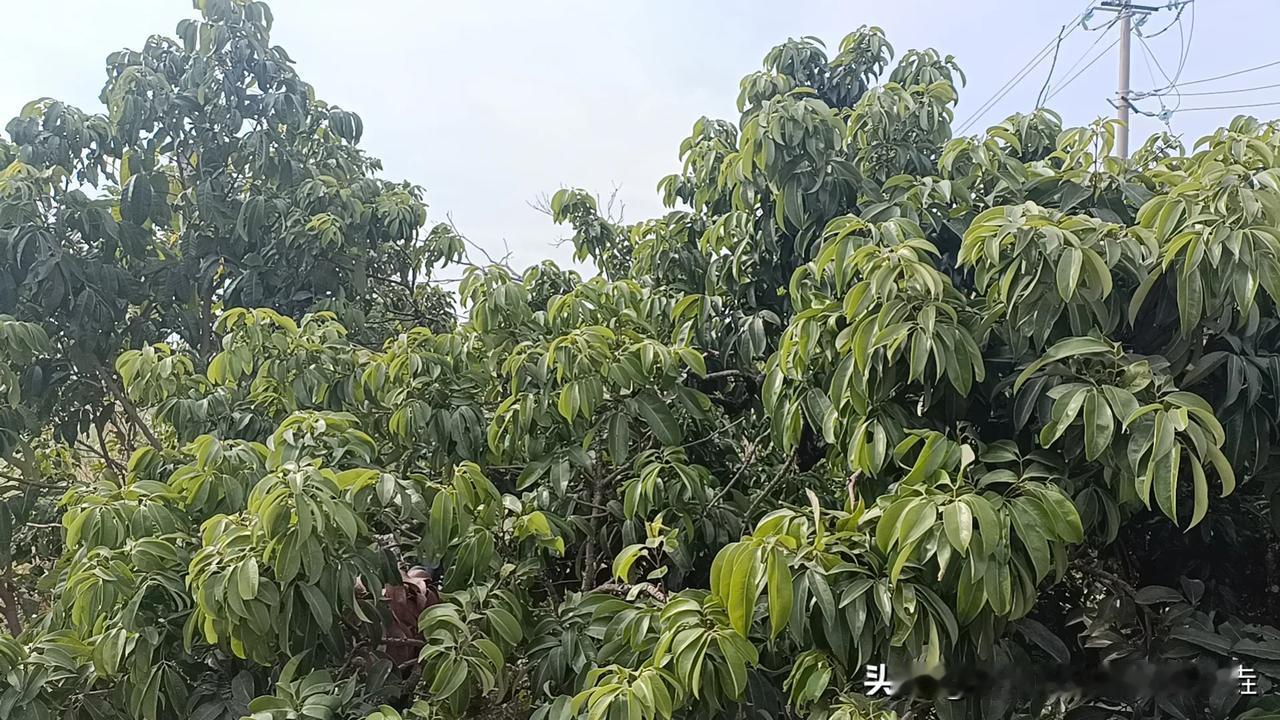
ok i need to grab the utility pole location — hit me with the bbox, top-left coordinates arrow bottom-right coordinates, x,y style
1097,1 -> 1159,158
1115,6 -> 1132,157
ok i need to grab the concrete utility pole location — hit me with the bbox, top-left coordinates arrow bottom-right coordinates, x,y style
1116,6 -> 1132,157
1097,1 -> 1159,158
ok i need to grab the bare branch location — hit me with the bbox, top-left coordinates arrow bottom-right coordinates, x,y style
100,370 -> 162,450
746,454 -> 796,516
594,581 -> 668,603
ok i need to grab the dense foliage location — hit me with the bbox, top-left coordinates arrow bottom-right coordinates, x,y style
0,2 -> 1278,719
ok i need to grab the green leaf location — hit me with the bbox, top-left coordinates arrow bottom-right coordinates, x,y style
430,657 -> 469,698
238,558 -> 259,600
983,562 -> 1012,615
1134,585 -> 1182,605
766,548 -> 792,639
897,500 -> 937,549
635,393 -> 682,446
875,498 -> 913,554
1153,444 -> 1181,522
1014,618 -> 1071,664
943,502 -> 973,554
1128,268 -> 1162,324
612,544 -> 646,582
960,494 -> 1000,557
680,347 -> 707,377
1083,391 -> 1114,461
1168,627 -> 1231,654
727,544 -> 762,637
889,539 -> 918,584
558,383 -> 579,422
716,635 -> 750,697
1204,444 -> 1236,497
1056,246 -> 1082,300
488,607 -> 523,646
1013,336 -> 1114,392
298,584 -> 333,630
1234,639 -> 1280,661
1188,456 -> 1209,529
1177,264 -> 1204,334
1036,489 -> 1084,544
608,413 -> 631,464
802,388 -> 836,444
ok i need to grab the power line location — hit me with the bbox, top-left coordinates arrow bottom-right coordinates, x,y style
1096,0 -> 1197,149
956,45 -> 1057,133
1129,0 -> 1193,120
1172,0 -> 1194,87
1163,81 -> 1280,97
1135,0 -> 1190,38
956,38 -> 1061,133
1164,59 -> 1280,89
956,3 -> 1093,134
1046,35 -> 1121,102
1135,34 -> 1178,118
1137,37 -> 1169,88
1040,15 -> 1121,101
1172,99 -> 1280,113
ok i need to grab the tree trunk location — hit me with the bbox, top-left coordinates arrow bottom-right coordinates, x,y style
0,580 -> 21,636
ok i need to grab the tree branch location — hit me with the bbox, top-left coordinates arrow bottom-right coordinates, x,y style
709,430 -> 769,506
593,581 -> 668,603
581,472 -> 608,592
681,416 -> 747,450
100,369 -> 162,450
745,455 -> 796,517
1074,562 -> 1139,599
0,470 -> 69,493
0,579 -> 21,636
700,369 -> 763,383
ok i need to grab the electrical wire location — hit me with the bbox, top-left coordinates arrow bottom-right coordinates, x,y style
1138,37 -> 1172,87
1173,99 -> 1280,113
1166,82 -> 1280,97
956,38 -> 1062,133
1173,0 -> 1194,87
1162,59 -> 1280,89
955,3 -> 1093,134
1129,0 -> 1194,120
1045,35 -> 1121,102
1132,37 -> 1178,128
1136,0 -> 1190,39
1137,35 -> 1179,111
1039,14 -> 1121,102
1137,38 -> 1169,105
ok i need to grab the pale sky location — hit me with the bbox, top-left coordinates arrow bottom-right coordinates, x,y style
4,1 -> 1277,272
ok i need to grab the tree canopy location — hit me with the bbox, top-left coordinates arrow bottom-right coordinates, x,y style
0,3 -> 1278,720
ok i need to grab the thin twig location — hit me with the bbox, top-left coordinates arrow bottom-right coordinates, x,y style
95,428 -> 123,474
445,214 -> 523,279
100,369 -> 162,449
700,369 -> 762,383
380,637 -> 425,647
745,455 -> 796,516
594,581 -> 667,603
570,496 -> 612,513
709,430 -> 769,506
681,416 -> 748,450
1074,563 -> 1139,599
0,470 -> 69,493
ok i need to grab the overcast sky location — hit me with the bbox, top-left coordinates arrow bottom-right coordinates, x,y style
4,1 -> 1277,272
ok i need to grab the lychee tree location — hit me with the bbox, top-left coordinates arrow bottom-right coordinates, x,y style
1,4 -> 1279,720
